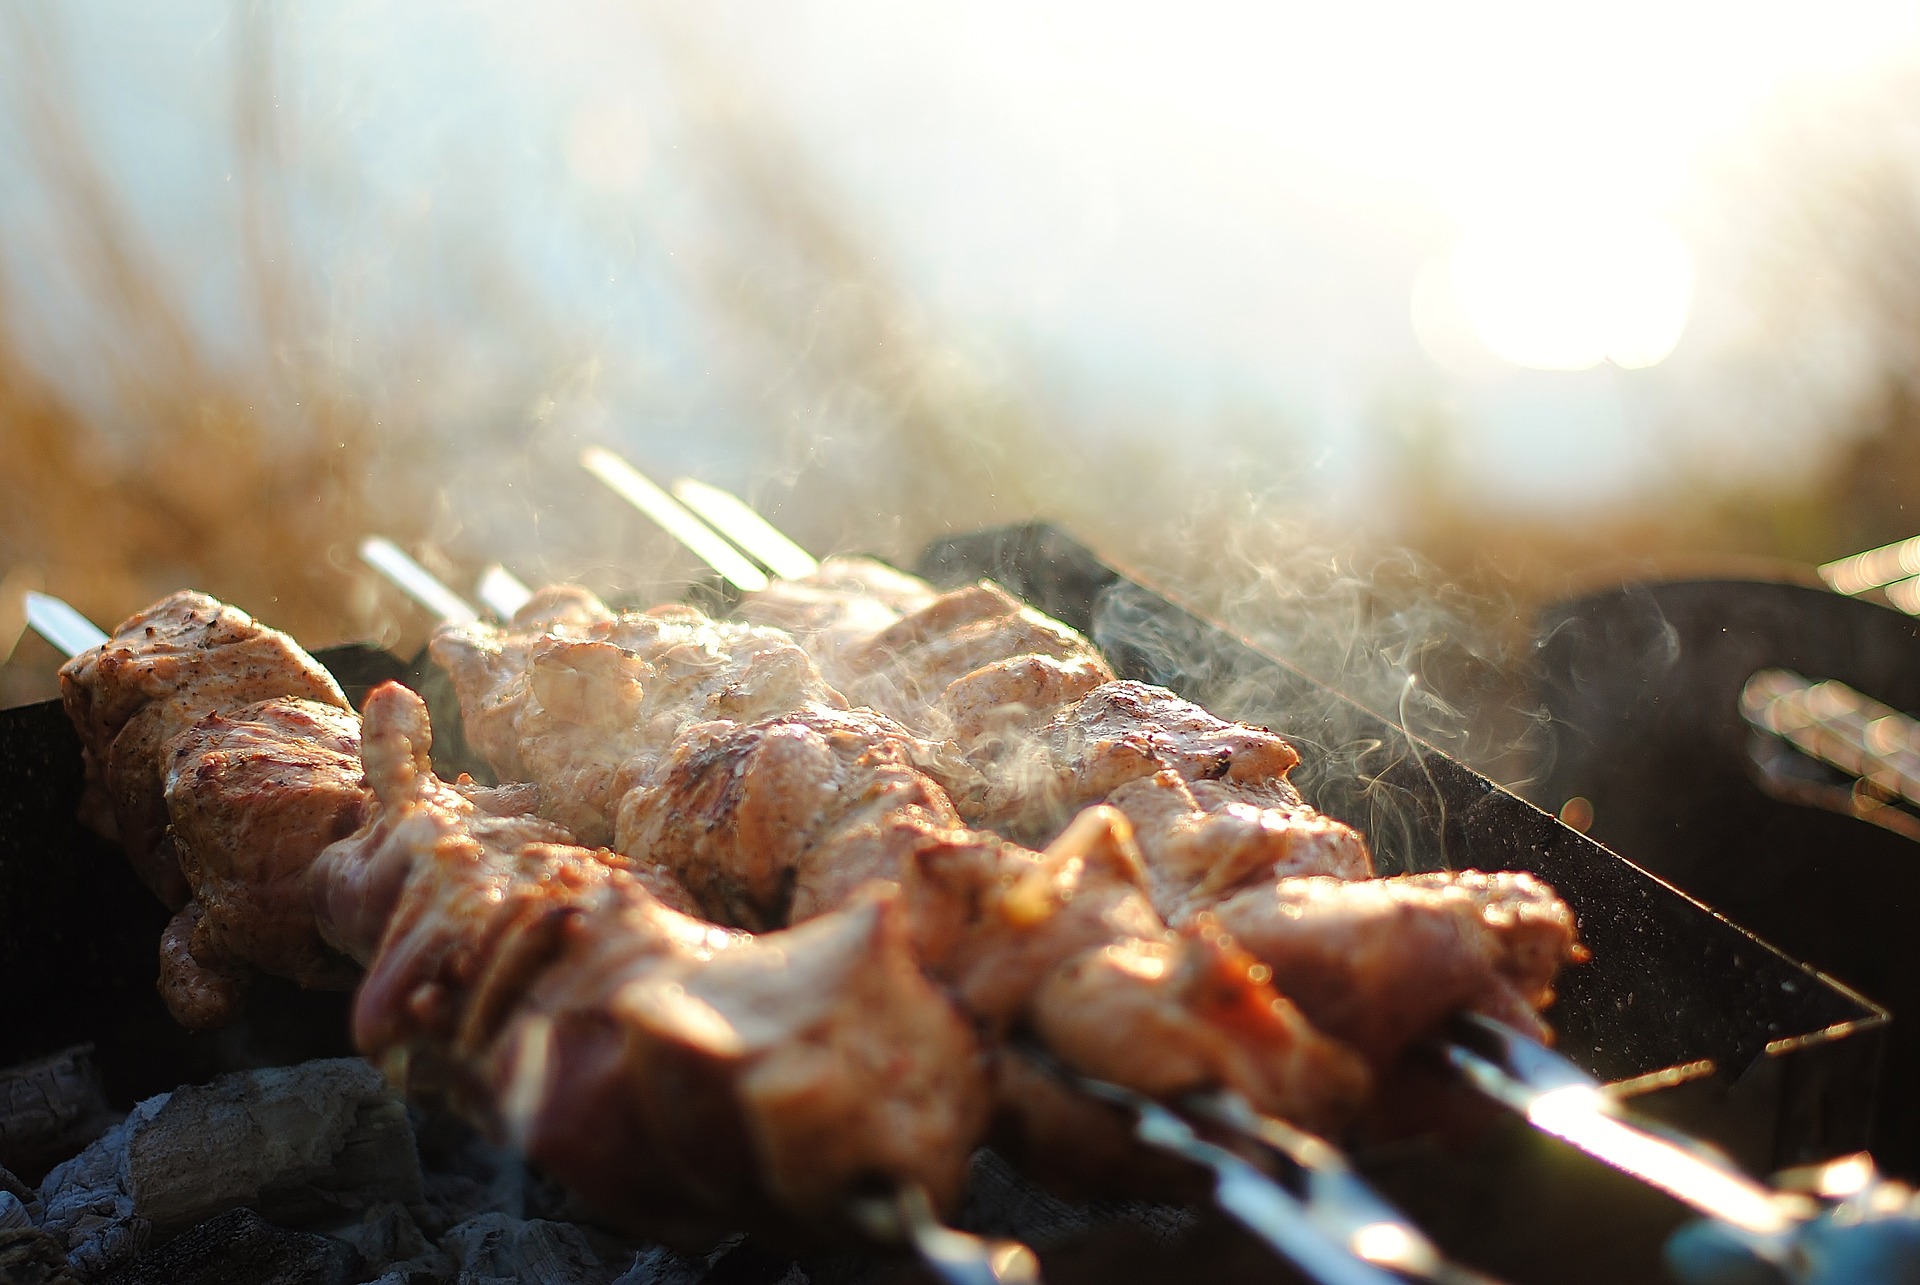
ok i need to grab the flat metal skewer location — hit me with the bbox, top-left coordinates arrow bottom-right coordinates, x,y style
1049,1062 -> 1409,1285
1444,1015 -> 1801,1257
671,478 -> 820,581
1183,1090 -> 1498,1284
359,537 -> 481,625
477,564 -> 535,622
581,448 -> 771,593
849,1184 -> 1042,1285
24,591 -> 109,657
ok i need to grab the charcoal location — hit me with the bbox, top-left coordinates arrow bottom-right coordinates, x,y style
411,1110 -> 573,1235
95,1206 -> 358,1285
0,1045 -> 118,1183
38,1058 -> 420,1277
0,1225 -> 81,1284
1,1187 -> 33,1231
956,1150 -> 1195,1251
326,1199 -> 452,1281
607,1244 -> 709,1285
440,1211 -> 630,1285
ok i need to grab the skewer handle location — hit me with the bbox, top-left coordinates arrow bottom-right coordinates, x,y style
476,564 -> 534,621
670,478 -> 819,581
359,538 -> 480,625
580,448 -> 771,593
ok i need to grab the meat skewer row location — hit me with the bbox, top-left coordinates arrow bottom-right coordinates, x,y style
742,571 -> 1579,1068
438,546 -> 1576,1086
421,565 -> 1552,1285
426,589 -> 1371,1121
49,580 -> 1451,1285
571,478 -> 1820,1241
46,592 -> 1037,1280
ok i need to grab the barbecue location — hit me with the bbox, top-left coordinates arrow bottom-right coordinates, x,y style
0,474 -> 1897,1284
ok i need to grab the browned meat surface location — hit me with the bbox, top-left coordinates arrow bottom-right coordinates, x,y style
1031,928 -> 1369,1134
734,556 -> 937,670
1110,770 -> 1374,922
969,680 -> 1308,839
315,682 -> 988,1241
615,703 -> 964,931
57,590 -> 349,907
157,697 -> 368,1028
617,705 -> 1371,1140
834,582 -> 1116,738
1209,872 -> 1582,1066
431,596 -> 845,845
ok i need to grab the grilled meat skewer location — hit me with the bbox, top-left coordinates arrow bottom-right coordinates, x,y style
451,573 -> 1575,1076
53,594 -> 1002,1250
313,682 -> 990,1244
58,591 -> 368,1027
731,565 -> 1579,1068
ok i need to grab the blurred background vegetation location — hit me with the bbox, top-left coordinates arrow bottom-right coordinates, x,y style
5,2 -> 1920,792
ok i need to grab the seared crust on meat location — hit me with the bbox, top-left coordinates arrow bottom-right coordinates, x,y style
58,590 -> 348,906
316,682 -> 988,1240
158,697 -> 367,1027
1210,872 -> 1581,1066
431,598 -> 846,846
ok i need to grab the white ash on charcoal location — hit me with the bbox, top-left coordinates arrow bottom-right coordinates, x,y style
0,1046 -> 119,1184
35,1058 -> 420,1279
9,1049 -> 1223,1285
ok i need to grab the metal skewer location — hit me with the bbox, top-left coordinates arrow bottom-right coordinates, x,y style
1027,1050 -> 1415,1285
1183,1090 -> 1498,1284
848,1184 -> 1042,1285
359,537 -> 481,625
477,564 -> 535,622
581,448 -> 770,593
1444,1014 -> 1804,1255
671,478 -> 820,580
24,591 -> 109,656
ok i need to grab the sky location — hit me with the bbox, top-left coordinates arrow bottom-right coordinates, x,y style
4,1 -> 1919,521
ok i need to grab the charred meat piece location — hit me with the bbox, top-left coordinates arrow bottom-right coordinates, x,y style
968,680 -> 1308,839
57,590 -> 350,907
157,697 -> 369,1028
314,683 -> 988,1243
431,594 -> 846,845
1209,871 -> 1582,1067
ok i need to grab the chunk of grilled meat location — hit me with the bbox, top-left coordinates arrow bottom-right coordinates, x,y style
731,578 -> 1577,1066
430,595 -> 847,846
829,580 -> 1116,739
57,590 -> 351,907
314,683 -> 989,1243
1210,872 -> 1582,1066
617,704 -> 1370,1138
734,555 -> 938,673
157,698 -> 368,1028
